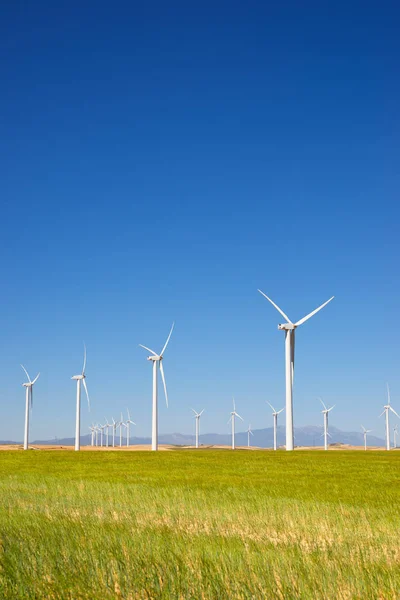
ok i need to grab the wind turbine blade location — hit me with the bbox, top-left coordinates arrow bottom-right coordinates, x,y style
379,410 -> 385,417
257,290 -> 292,323
127,408 -> 131,421
319,398 -> 327,410
266,401 -> 276,412
191,408 -> 198,415
233,397 -> 236,412
139,344 -> 157,356
32,373 -> 40,385
235,412 -> 244,422
327,405 -> 336,412
199,409 -> 205,416
387,383 -> 391,404
389,407 -> 400,418
160,322 -> 174,356
82,378 -> 90,411
227,416 -> 232,424
361,425 -> 366,432
250,430 -> 254,436
82,343 -> 87,375
159,361 -> 168,408
327,432 -> 332,438
294,296 -> 334,327
20,364 -> 31,383
277,407 -> 285,414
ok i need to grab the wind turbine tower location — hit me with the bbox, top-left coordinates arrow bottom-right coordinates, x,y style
126,409 -> 136,447
140,323 -> 174,451
71,345 -> 90,452
247,424 -> 254,448
361,425 -> 372,451
258,291 -> 334,451
228,398 -> 244,450
191,409 -> 204,448
380,384 -> 399,451
267,402 -> 284,451
320,399 -> 335,451
21,365 -> 40,451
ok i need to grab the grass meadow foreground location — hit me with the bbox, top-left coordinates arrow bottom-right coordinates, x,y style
0,450 -> 399,599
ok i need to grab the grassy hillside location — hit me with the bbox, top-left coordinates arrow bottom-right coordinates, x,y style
0,450 -> 399,599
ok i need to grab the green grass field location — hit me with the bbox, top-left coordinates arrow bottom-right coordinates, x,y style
0,450 -> 399,599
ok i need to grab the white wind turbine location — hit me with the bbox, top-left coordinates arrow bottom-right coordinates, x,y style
361,425 -> 372,451
191,409 -> 204,448
393,425 -> 398,449
247,424 -> 254,448
380,384 -> 399,451
89,425 -> 95,447
140,323 -> 174,451
119,412 -> 124,447
111,417 -> 117,447
228,398 -> 244,450
20,365 -> 40,451
320,399 -> 335,451
104,418 -> 111,448
71,344 -> 90,452
99,423 -> 106,447
267,402 -> 284,451
126,409 -> 136,447
258,291 -> 334,451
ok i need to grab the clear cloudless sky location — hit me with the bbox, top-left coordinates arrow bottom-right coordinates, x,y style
1,1 -> 399,442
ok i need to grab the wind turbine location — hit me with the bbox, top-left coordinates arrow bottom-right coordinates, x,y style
20,365 -> 40,451
393,425 -> 398,449
258,291 -> 334,451
191,409 -> 204,448
99,423 -> 105,447
104,418 -> 110,448
228,398 -> 244,450
380,384 -> 399,451
267,402 -> 284,451
361,425 -> 372,451
71,344 -> 90,452
320,399 -> 335,451
119,412 -> 124,447
89,425 -> 95,447
126,409 -> 136,447
247,424 -> 254,448
140,323 -> 174,451
111,417 -> 117,447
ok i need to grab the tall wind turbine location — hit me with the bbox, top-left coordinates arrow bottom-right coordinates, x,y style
71,344 -> 90,452
380,383 -> 399,451
258,291 -> 334,451
393,425 -> 398,449
247,424 -> 254,448
361,425 -> 372,451
126,409 -> 136,447
89,425 -> 95,447
104,418 -> 110,448
20,365 -> 40,451
191,409 -> 204,448
140,323 -> 174,451
267,402 -> 284,451
320,399 -> 335,451
228,398 -> 244,450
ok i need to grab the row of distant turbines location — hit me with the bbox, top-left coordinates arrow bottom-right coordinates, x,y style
19,291 -> 399,452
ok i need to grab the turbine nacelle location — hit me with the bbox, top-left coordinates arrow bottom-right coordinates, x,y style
71,374 -> 85,380
278,323 -> 296,331
147,355 -> 162,362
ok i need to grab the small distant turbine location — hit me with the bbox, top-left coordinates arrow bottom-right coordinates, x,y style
119,412 -> 124,447
104,418 -> 111,448
20,365 -> 40,451
99,423 -> 106,447
380,384 -> 399,451
71,344 -> 90,452
191,409 -> 204,448
111,417 -> 117,447
140,323 -> 174,451
228,398 -> 244,450
247,424 -> 254,448
258,291 -> 334,451
267,402 -> 284,451
89,424 -> 95,447
361,425 -> 372,451
320,398 -> 335,451
393,424 -> 398,449
126,409 -> 136,447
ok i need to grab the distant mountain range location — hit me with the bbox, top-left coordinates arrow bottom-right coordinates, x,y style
1,425 -> 386,447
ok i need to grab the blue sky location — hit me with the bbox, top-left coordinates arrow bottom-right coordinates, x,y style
1,1 -> 399,441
